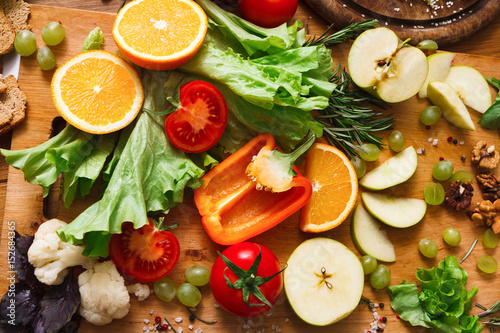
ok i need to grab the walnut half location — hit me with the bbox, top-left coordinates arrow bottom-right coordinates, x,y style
472,141 -> 499,171
468,199 -> 500,234
444,180 -> 473,210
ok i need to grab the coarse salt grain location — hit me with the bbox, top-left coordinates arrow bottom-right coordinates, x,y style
428,137 -> 433,142
143,327 -> 148,332
175,317 -> 183,323
188,325 -> 194,330
144,319 -> 150,325
149,310 -> 154,315
214,303 -> 220,308
178,327 -> 183,333
194,328 -> 203,333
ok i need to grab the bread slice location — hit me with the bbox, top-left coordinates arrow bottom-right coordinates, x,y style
0,7 -> 16,55
0,74 -> 27,135
1,0 -> 31,34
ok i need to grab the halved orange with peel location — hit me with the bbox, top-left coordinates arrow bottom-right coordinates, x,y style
112,0 -> 208,70
300,143 -> 358,233
51,50 -> 144,134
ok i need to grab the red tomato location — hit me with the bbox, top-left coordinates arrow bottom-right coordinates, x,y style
210,242 -> 283,317
165,80 -> 228,153
238,0 -> 298,28
109,219 -> 180,282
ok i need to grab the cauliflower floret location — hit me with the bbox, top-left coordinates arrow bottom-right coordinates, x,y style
27,218 -> 97,285
79,260 -> 130,325
127,283 -> 151,301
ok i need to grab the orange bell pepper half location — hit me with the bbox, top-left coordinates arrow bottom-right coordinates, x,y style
194,134 -> 312,245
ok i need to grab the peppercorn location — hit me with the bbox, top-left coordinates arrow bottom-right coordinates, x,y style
382,317 -> 387,323
377,327 -> 384,332
426,125 -> 431,130
379,302 -> 384,309
461,154 -> 466,162
439,157 -> 444,161
447,136 -> 453,142
453,139 -> 458,145
162,324 -> 169,330
189,314 -> 196,321
155,316 -> 162,324
156,324 -> 163,331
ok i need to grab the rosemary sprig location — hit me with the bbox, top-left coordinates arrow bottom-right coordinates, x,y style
476,299 -> 500,317
315,64 -> 395,158
303,19 -> 379,47
460,237 -> 478,263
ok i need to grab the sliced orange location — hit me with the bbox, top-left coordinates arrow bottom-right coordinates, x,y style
51,50 -> 144,134
299,143 -> 358,233
112,0 -> 208,70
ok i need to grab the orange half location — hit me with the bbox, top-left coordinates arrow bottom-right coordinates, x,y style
112,0 -> 208,70
300,143 -> 358,233
51,50 -> 144,134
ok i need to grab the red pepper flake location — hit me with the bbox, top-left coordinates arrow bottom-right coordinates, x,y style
439,157 -> 444,161
396,314 -> 400,319
426,125 -> 431,130
155,316 -> 162,324
447,136 -> 453,142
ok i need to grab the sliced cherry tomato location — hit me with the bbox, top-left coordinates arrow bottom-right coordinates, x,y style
165,80 -> 228,153
238,0 -> 298,28
109,219 -> 180,282
210,242 -> 283,317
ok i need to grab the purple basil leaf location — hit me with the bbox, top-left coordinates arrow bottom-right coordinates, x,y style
13,231 -> 39,289
0,283 -> 41,327
32,273 -> 80,333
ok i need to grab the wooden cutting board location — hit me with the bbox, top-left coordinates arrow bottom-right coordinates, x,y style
302,0 -> 500,47
1,4 -> 499,333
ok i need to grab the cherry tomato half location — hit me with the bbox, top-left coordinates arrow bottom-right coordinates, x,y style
210,242 -> 283,317
238,0 -> 298,28
109,219 -> 180,282
165,80 -> 228,153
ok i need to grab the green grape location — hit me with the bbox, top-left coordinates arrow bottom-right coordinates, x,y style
417,40 -> 438,50
424,182 -> 445,205
359,143 -> 380,162
360,255 -> 377,275
185,265 -> 210,287
420,106 -> 442,126
450,170 -> 474,184
477,255 -> 497,274
432,160 -> 454,181
153,277 -> 176,302
176,283 -> 202,307
483,228 -> 498,249
419,238 -> 438,258
36,47 -> 56,70
389,131 -> 406,152
350,156 -> 366,179
42,22 -> 65,46
442,227 -> 461,246
14,30 -> 37,56
370,264 -> 391,289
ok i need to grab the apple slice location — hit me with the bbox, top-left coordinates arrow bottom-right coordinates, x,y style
284,237 -> 364,326
361,192 -> 427,228
418,52 -> 456,98
348,27 -> 428,103
444,66 -> 492,113
359,146 -> 417,191
427,81 -> 476,131
351,203 -> 396,262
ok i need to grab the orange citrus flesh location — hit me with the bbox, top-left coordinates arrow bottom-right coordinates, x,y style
299,143 -> 358,233
112,0 -> 208,70
51,50 -> 144,134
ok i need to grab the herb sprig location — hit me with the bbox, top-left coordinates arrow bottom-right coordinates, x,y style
315,64 -> 395,158
303,19 -> 378,47
476,300 -> 500,332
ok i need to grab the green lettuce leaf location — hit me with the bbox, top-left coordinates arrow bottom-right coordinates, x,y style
388,255 -> 482,333
0,126 -> 114,199
57,70 -> 205,258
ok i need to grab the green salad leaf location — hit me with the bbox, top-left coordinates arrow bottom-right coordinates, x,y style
478,77 -> 500,129
388,255 -> 482,333
57,70 -> 205,257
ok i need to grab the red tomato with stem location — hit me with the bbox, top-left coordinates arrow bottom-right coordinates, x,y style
238,0 -> 298,28
109,219 -> 180,282
165,80 -> 228,153
210,242 -> 284,317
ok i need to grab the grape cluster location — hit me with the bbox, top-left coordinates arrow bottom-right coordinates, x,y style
14,22 -> 65,71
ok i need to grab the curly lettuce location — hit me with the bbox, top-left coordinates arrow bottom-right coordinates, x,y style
388,256 -> 482,333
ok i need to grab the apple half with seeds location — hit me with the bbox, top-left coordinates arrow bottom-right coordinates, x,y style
284,238 -> 364,326
348,27 -> 428,103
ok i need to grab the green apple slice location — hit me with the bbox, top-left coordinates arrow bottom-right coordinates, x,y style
359,146 -> 417,191
284,238 -> 364,326
444,66 -> 492,113
427,81 -> 476,130
348,27 -> 428,103
361,192 -> 427,228
351,203 -> 396,262
418,52 -> 456,98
